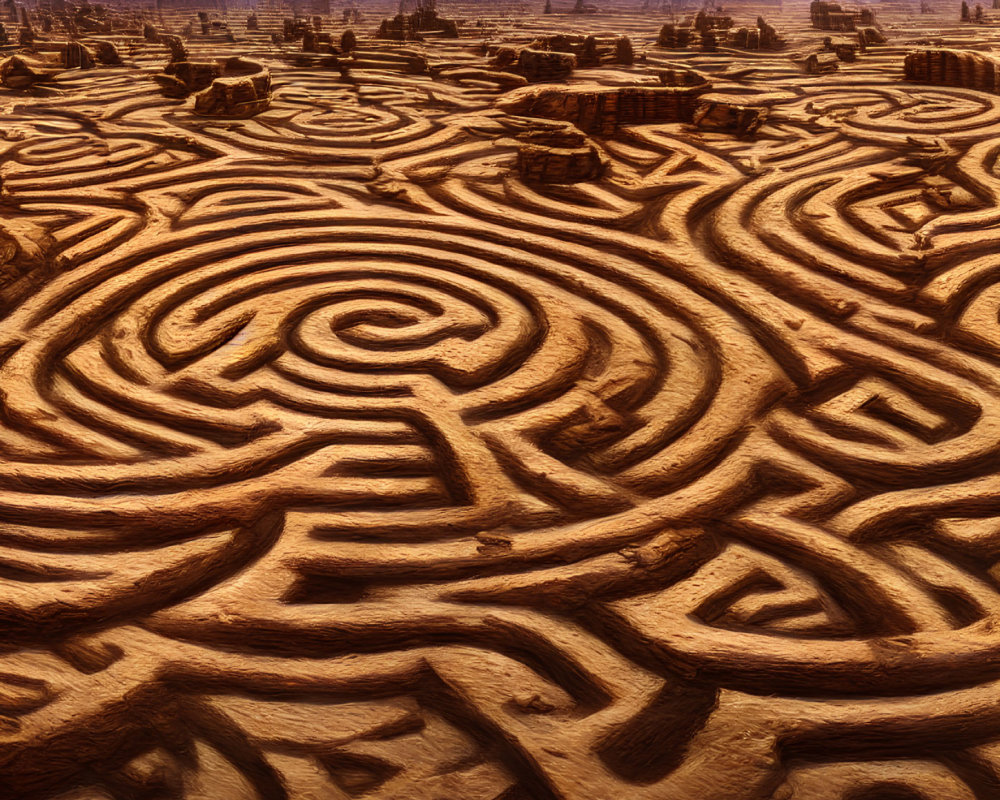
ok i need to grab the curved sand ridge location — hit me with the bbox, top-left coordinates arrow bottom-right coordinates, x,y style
5,2 -> 1000,798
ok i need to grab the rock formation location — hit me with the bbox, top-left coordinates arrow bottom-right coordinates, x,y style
156,54 -> 271,117
731,16 -> 784,49
377,0 -> 458,41
659,67 -> 709,86
659,13 -> 781,50
497,84 -> 709,134
491,46 -> 576,81
657,23 -> 695,48
904,48 -> 1000,91
529,33 -> 635,66
0,54 -> 57,88
692,100 -> 768,136
62,41 -> 95,69
810,1 -> 876,31
192,58 -> 271,117
858,26 -> 887,45
806,51 -> 841,72
694,10 -> 734,31
517,128 -> 606,182
330,47 -> 429,75
823,35 -> 859,60
283,17 -> 312,42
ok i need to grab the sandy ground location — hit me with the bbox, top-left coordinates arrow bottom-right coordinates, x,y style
3,1 -> 1000,797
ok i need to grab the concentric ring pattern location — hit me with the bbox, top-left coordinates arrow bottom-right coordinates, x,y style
6,4 -> 1000,799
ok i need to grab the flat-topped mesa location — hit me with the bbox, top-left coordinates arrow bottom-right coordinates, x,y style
659,67 -> 709,86
88,40 -> 121,65
694,10 -> 734,31
528,33 -> 636,67
497,84 -> 709,135
657,14 -> 731,51
155,55 -> 271,117
657,23 -> 696,48
497,84 -> 767,139
377,0 -> 458,41
491,46 -> 576,81
206,15 -> 233,37
156,60 -> 222,98
72,3 -> 111,34
62,40 -> 95,68
516,128 -> 606,183
193,57 -> 271,117
904,48 -> 1000,91
518,48 -> 576,80
660,15 -> 781,51
822,35 -> 860,60
810,0 -> 876,31
302,26 -> 354,55
806,51 -> 841,72
24,35 -> 120,68
731,17 -> 784,49
283,17 -> 312,42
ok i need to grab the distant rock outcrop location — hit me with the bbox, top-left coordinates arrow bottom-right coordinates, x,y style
377,0 -> 458,41
806,51 -> 841,72
497,84 -> 709,135
904,48 -> 1000,91
692,100 -> 768,136
659,15 -> 783,51
193,58 -> 271,117
528,33 -> 636,66
0,54 -> 57,89
810,1 -> 876,31
156,55 -> 271,117
517,128 -> 606,183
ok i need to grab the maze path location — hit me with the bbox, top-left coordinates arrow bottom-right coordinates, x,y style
5,2 -> 1000,798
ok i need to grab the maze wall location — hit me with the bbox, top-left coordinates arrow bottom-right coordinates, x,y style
4,3 -> 1000,798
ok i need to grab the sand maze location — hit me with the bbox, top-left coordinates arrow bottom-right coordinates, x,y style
6,1 -> 1000,798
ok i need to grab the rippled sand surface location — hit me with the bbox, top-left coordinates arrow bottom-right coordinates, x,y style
3,2 -> 1000,797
